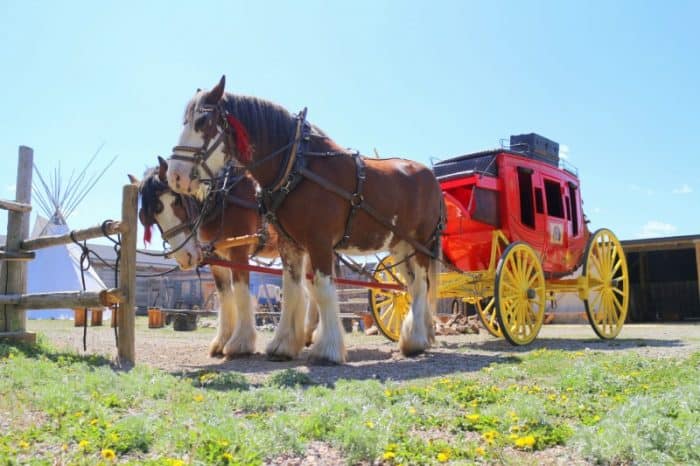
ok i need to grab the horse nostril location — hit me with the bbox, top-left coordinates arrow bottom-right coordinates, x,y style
175,174 -> 181,182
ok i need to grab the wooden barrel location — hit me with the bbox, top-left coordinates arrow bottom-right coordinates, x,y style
111,307 -> 118,328
148,307 -> 164,328
73,308 -> 86,327
91,309 -> 103,326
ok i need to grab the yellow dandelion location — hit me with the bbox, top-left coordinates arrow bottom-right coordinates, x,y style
166,460 -> 185,466
560,394 -> 568,402
90,419 -> 99,426
437,451 -> 450,462
193,393 -> 204,402
101,449 -> 117,461
74,411 -> 84,418
365,420 -> 375,429
547,394 -> 557,401
470,399 -> 478,407
383,451 -> 396,460
475,446 -> 485,456
61,443 -> 68,452
222,452 -> 234,462
482,430 -> 498,444
511,415 -> 519,423
384,389 -> 392,397
78,439 -> 89,450
566,387 -> 573,392
514,435 -> 536,449
18,440 -> 30,449
592,415 -> 601,422
109,433 -> 120,442
408,406 -> 417,415
508,433 -> 519,441
466,413 -> 480,422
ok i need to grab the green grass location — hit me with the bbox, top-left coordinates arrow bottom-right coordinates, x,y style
1,339 -> 698,465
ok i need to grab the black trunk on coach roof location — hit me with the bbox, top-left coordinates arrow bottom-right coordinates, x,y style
510,133 -> 560,167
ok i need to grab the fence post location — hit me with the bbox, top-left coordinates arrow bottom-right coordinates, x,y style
0,146 -> 34,343
117,184 -> 137,365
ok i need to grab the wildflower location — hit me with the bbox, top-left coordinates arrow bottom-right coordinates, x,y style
408,406 -> 417,415
470,399 -> 478,407
109,433 -> 120,442
78,439 -> 89,450
383,451 -> 396,460
482,430 -> 498,444
74,411 -> 84,418
466,413 -> 480,422
222,452 -> 234,462
218,439 -> 230,447
514,435 -> 536,449
384,389 -> 392,397
475,446 -> 486,456
101,448 -> 117,461
18,440 -> 29,450
547,394 -> 557,401
193,394 -> 204,402
166,459 -> 185,466
365,421 -> 375,429
592,415 -> 601,422
437,451 -> 450,462
90,419 -> 99,426
61,444 -> 68,452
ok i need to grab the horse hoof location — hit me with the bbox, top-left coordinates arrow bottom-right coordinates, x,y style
209,350 -> 224,358
401,347 -> 426,358
308,355 -> 341,366
223,351 -> 253,361
266,352 -> 293,362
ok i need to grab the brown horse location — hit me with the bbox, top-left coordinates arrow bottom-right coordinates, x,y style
132,158 -> 320,358
167,76 -> 443,364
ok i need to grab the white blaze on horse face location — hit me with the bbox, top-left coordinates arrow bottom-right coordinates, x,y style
154,192 -> 202,270
168,92 -> 227,198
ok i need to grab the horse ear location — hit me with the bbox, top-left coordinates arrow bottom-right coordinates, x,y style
157,156 -> 168,182
204,75 -> 225,104
127,174 -> 139,185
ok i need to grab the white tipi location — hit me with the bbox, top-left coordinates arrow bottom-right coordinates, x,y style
27,151 -> 116,319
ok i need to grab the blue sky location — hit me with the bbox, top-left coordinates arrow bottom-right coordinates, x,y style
1,0 -> 698,247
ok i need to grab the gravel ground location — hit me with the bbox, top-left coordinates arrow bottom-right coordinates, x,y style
28,319 -> 700,385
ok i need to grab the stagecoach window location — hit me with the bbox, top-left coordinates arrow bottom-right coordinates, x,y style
517,168 -> 535,228
535,188 -> 544,214
470,187 -> 500,227
544,180 -> 565,219
568,183 -> 579,236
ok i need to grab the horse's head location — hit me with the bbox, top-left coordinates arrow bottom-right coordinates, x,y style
130,157 -> 203,270
168,76 -> 230,198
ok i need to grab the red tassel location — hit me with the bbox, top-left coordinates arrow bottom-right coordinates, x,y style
143,225 -> 152,246
226,114 -> 252,163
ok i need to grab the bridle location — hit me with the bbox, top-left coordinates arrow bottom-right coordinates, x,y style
170,101 -> 233,183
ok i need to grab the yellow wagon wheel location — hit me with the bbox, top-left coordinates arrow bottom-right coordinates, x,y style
474,297 -> 502,338
495,242 -> 546,345
368,255 -> 410,342
583,229 -> 629,339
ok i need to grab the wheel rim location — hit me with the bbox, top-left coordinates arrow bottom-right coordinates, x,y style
369,256 -> 411,342
583,229 -> 629,339
495,242 -> 546,345
475,297 -> 502,338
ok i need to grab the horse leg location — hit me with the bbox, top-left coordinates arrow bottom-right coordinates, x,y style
307,250 -> 347,365
266,247 -> 307,360
208,265 -> 235,357
222,268 -> 257,357
304,294 -> 320,347
397,244 -> 434,356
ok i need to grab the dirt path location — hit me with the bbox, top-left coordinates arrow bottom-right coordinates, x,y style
29,319 -> 700,385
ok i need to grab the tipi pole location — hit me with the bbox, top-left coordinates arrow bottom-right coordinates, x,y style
0,146 -> 34,343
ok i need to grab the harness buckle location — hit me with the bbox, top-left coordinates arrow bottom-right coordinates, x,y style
350,193 -> 364,207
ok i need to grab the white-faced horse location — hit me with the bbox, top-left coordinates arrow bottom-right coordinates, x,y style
132,159 -> 320,358
167,76 -> 443,364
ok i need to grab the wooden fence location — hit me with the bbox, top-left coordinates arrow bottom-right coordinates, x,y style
0,146 -> 138,365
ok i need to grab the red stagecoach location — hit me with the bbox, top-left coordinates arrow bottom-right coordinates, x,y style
370,134 -> 629,345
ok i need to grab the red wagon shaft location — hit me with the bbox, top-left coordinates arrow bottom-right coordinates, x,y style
203,257 -> 406,291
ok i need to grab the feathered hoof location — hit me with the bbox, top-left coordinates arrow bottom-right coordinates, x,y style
308,355 -> 342,366
399,337 -> 430,358
223,336 -> 256,359
208,338 -> 228,358
266,352 -> 294,362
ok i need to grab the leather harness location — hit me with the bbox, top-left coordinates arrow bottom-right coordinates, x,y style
170,104 -> 443,259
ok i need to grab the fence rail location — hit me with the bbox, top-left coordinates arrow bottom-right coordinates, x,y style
0,146 -> 137,365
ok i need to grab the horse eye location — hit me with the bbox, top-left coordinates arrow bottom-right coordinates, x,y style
194,116 -> 206,132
